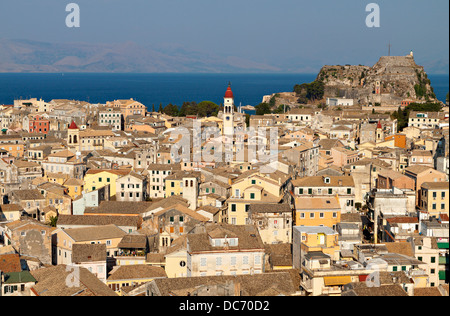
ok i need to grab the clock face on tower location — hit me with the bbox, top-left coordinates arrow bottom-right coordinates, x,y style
226,116 -> 230,121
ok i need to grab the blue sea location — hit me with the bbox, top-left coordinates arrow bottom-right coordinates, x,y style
0,73 -> 448,109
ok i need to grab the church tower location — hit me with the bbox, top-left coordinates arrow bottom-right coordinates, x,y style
376,121 -> 385,143
223,83 -> 235,137
67,121 -> 80,151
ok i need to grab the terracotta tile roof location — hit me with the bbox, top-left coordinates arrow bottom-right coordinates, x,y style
72,244 -> 107,263
187,224 -> 264,253
386,217 -> 419,224
421,182 -> 449,190
150,271 -> 298,296
57,214 -> 140,228
107,265 -> 167,281
292,175 -> 354,187
0,254 -> 22,273
295,196 -> 341,210
31,265 -> 117,296
414,287 -> 444,296
63,224 -> 126,242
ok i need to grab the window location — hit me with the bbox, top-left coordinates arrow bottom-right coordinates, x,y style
231,204 -> 236,212
401,266 -> 406,271
328,188 -> 332,195
300,213 -> 305,218
393,266 -> 398,271
250,193 -> 255,200
200,258 -> 207,267
299,188 -> 304,195
418,257 -> 422,261
231,257 -> 237,266
431,269 -> 435,274
308,188 -> 312,195
243,256 -> 249,265
310,213 -> 315,218
251,180 -> 256,185
216,257 -> 222,266
332,212 -> 337,218
347,188 -> 351,194
319,213 -> 324,218
431,257 -> 436,263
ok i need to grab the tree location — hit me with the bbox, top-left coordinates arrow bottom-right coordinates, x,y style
49,216 -> 58,227
158,103 -> 163,113
255,103 -> 272,115
197,101 -> 220,117
151,104 -> 155,113
272,104 -> 289,114
179,101 -> 198,117
162,103 -> 179,117
306,81 -> 325,101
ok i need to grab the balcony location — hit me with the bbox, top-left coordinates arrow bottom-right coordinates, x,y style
116,250 -> 146,258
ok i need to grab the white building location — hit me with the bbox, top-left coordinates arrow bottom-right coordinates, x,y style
326,97 -> 354,107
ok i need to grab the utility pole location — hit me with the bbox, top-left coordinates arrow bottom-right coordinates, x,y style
388,42 -> 391,56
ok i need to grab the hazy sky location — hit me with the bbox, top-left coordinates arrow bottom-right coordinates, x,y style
1,0 -> 448,72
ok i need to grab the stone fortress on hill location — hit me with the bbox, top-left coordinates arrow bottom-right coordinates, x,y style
264,51 -> 439,109
317,51 -> 437,107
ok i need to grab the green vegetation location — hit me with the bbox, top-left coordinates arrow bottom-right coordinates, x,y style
293,80 -> 325,103
255,102 -> 272,115
162,101 -> 220,118
162,103 -> 179,116
49,216 -> 58,227
414,69 -> 436,100
391,102 -> 443,132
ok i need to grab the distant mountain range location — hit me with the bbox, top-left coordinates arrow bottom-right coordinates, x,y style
0,38 -> 447,74
0,38 -> 282,73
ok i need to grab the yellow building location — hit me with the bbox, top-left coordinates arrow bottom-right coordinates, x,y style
63,178 -> 84,200
46,172 -> 69,185
226,170 -> 291,225
293,226 -> 340,262
420,182 -> 449,217
163,236 -> 188,278
294,196 -> 341,230
84,169 -> 130,198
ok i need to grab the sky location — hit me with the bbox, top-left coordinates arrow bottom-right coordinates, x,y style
0,0 -> 448,72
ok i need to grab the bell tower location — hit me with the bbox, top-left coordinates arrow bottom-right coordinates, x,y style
67,121 -> 80,151
223,83 -> 235,136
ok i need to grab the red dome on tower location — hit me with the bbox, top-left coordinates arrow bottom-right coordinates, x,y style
68,121 -> 78,129
224,83 -> 234,99
377,121 -> 382,129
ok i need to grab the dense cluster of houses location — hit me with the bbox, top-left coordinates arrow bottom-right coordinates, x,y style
0,85 -> 448,296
